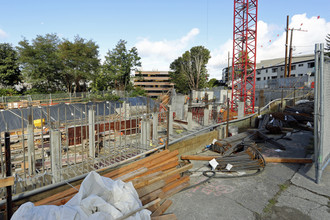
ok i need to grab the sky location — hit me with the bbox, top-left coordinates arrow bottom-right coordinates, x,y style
0,0 -> 329,80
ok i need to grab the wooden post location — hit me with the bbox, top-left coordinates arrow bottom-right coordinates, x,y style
293,87 -> 296,106
226,98 -> 229,138
281,89 -> 284,111
166,107 -> 170,150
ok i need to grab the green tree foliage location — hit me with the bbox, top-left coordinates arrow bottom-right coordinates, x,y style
58,36 -> 100,92
0,43 -> 21,88
170,46 -> 210,94
130,86 -> 146,97
102,40 -> 141,91
208,78 -> 222,88
326,34 -> 330,56
17,34 -> 63,93
0,88 -> 18,96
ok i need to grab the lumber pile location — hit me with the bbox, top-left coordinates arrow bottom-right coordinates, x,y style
34,149 -> 190,219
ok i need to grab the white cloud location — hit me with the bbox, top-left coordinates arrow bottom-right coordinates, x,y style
0,29 -> 8,39
208,14 -> 330,80
135,28 -> 200,71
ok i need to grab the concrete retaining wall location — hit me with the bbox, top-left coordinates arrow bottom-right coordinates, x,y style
168,98 -> 287,155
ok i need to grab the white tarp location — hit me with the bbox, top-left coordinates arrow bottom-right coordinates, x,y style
11,171 -> 151,220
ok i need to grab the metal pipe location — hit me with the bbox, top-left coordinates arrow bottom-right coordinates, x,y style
317,43 -> 324,183
314,44 -> 320,183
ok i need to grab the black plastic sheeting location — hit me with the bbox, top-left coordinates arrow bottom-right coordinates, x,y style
0,97 -> 155,133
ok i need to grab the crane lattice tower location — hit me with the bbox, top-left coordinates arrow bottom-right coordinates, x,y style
231,0 -> 258,114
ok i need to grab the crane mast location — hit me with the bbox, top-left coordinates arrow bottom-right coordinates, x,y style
231,0 -> 258,114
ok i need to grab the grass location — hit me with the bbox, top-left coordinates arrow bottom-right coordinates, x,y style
263,181 -> 291,213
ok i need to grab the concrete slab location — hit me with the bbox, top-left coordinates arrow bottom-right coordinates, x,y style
166,130 -> 330,219
291,164 -> 330,198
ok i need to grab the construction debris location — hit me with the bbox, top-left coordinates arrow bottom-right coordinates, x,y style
184,143 -> 266,176
181,155 -> 312,164
15,149 -> 190,219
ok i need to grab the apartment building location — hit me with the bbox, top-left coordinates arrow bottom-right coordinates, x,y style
222,54 -> 315,88
255,54 -> 315,88
133,71 -> 174,98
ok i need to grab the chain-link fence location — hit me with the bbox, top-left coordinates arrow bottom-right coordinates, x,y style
0,90 -> 139,109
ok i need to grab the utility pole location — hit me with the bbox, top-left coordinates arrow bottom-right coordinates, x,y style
284,15 -> 289,78
288,27 -> 308,77
288,28 -> 294,77
227,51 -> 230,84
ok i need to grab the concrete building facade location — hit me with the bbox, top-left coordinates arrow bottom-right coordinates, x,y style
133,71 -> 174,98
255,54 -> 315,88
222,54 -> 315,88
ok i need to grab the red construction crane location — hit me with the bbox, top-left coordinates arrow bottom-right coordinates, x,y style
231,0 -> 258,114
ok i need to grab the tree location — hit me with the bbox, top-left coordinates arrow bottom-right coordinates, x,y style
58,36 -> 100,92
102,40 -> 141,91
17,34 -> 63,93
170,46 -> 210,94
0,43 -> 21,88
208,78 -> 222,88
130,86 -> 146,97
326,34 -> 330,56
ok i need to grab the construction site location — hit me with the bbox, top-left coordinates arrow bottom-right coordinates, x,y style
1,1 -> 330,220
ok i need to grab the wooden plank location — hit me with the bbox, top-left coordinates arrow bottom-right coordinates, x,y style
116,167 -> 148,182
147,201 -> 161,213
35,187 -> 80,206
151,214 -> 177,220
148,156 -> 178,170
133,163 -> 193,189
0,176 -> 14,188
116,198 -> 161,220
137,180 -> 166,198
164,174 -> 180,185
37,167 -> 178,206
162,176 -> 190,193
181,155 -> 217,161
111,150 -> 178,180
45,194 -> 74,206
127,159 -> 179,182
161,181 -> 189,200
35,151 -> 184,206
140,174 -> 180,205
264,157 -> 313,164
103,150 -> 169,179
140,189 -> 163,205
151,200 -> 173,217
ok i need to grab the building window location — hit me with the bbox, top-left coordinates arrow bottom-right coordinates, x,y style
265,69 -> 268,73
308,62 -> 315,68
291,65 -> 296,70
272,68 -> 277,73
267,77 -> 270,79
271,76 -> 277,79
299,74 -> 303,76
291,74 -> 295,77
257,77 -> 261,81
264,77 -> 266,80
257,70 -> 261,75
298,64 -> 304,67
281,67 -> 284,71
